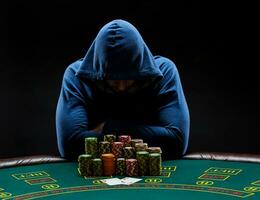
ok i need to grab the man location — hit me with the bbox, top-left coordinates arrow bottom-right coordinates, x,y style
56,19 -> 190,160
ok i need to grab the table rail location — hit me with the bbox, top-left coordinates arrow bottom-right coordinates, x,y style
1,152 -> 260,169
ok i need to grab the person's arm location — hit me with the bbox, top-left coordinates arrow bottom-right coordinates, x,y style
55,66 -> 103,160
103,60 -> 190,160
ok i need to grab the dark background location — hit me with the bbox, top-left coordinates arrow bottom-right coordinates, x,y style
1,1 -> 259,158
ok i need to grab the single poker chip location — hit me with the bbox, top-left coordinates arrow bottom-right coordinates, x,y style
126,158 -> 138,176
85,137 -> 98,158
149,153 -> 162,176
147,147 -> 162,154
136,151 -> 149,176
118,135 -> 132,147
78,154 -> 92,177
101,153 -> 115,160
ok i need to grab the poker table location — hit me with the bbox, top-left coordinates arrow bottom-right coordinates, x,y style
1,152 -> 260,200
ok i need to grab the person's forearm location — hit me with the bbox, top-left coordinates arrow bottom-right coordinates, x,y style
91,122 -> 105,133
61,119 -> 186,160
102,119 -> 185,160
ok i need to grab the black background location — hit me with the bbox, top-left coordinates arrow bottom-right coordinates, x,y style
1,1 -> 259,158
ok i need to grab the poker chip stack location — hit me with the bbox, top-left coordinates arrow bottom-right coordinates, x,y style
104,134 -> 116,143
99,141 -> 111,156
101,153 -> 116,176
136,151 -> 149,176
149,153 -> 162,176
111,142 -> 124,158
78,154 -> 92,177
92,158 -> 103,176
85,137 -> 98,158
116,158 -> 126,176
78,134 -> 163,177
123,146 -> 135,159
125,159 -> 138,176
118,135 -> 131,147
104,134 -> 116,153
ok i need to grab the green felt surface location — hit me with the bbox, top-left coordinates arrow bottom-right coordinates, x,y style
0,159 -> 260,200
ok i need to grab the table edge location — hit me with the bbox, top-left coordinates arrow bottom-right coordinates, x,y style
1,152 -> 260,169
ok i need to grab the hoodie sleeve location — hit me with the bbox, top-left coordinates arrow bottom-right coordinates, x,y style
55,66 -> 103,160
102,59 -> 190,160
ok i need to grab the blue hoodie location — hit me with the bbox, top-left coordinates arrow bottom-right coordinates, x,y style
56,19 -> 190,160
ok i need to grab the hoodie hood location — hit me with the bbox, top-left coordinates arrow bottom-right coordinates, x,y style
76,19 -> 163,80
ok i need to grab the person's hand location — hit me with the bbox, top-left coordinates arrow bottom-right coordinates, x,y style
91,122 -> 105,133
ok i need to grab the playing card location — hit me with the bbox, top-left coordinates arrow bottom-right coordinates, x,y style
100,178 -> 122,186
120,177 -> 142,185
